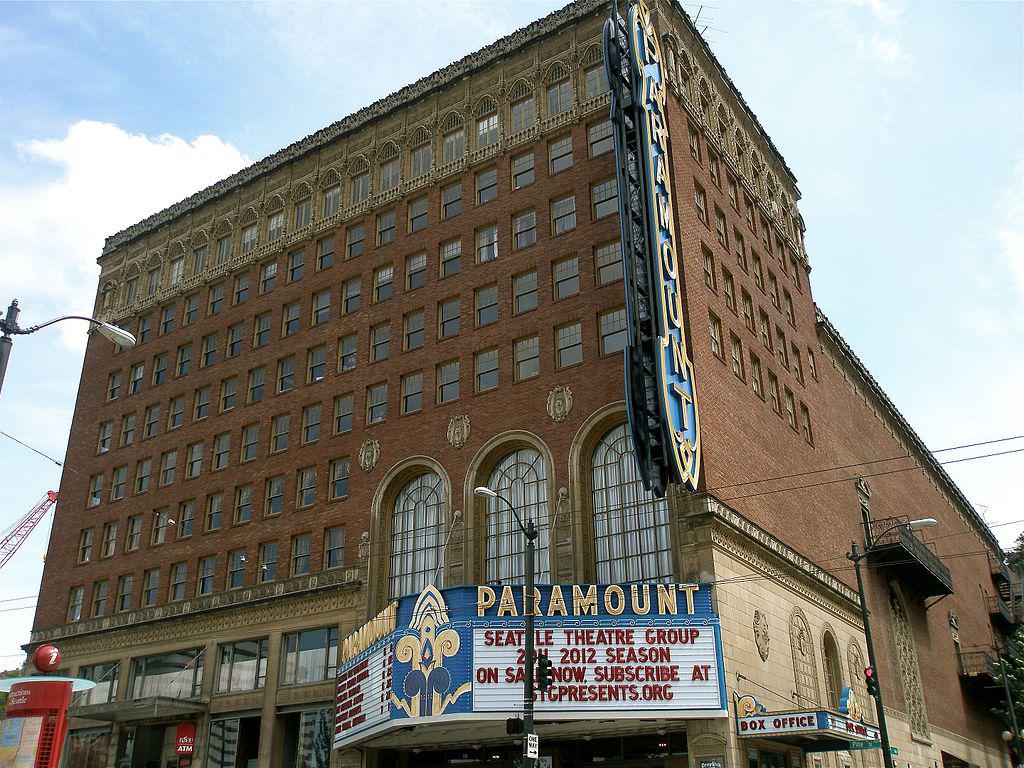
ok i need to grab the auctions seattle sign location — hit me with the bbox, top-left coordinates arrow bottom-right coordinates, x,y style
334,583 -> 726,749
604,0 -> 701,496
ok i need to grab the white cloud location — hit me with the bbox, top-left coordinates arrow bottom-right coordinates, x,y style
857,33 -> 913,75
0,120 -> 248,349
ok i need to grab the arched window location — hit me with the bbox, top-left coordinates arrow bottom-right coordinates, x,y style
485,448 -> 548,583
890,590 -> 930,739
591,423 -> 671,582
389,472 -> 446,599
789,608 -> 820,706
822,630 -> 843,708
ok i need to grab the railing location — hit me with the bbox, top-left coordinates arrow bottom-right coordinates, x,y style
990,553 -> 1012,584
867,516 -> 953,595
958,648 -> 997,678
987,594 -> 1016,626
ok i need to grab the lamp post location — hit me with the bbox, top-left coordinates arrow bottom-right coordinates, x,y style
848,517 -> 937,768
475,485 -> 538,768
0,299 -> 135,397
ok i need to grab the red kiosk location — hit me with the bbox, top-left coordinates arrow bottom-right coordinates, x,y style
0,645 -> 94,768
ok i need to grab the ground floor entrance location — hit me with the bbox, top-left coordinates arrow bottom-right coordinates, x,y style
375,732 -> 689,768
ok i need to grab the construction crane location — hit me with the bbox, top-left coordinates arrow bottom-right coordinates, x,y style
0,491 -> 58,570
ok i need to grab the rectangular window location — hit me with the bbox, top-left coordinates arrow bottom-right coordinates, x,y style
322,185 -> 341,217
176,344 -> 192,376
475,225 -> 498,263
723,267 -> 735,312
183,294 -> 198,325
169,563 -> 187,601
329,458 -> 350,500
727,174 -> 738,209
549,135 -> 573,173
78,529 -> 93,564
476,167 -> 498,204
146,268 -> 160,296
370,322 -> 391,362
715,208 -> 728,248
88,474 -> 104,507
513,210 -> 537,250
91,581 -> 108,617
800,403 -> 814,444
277,355 -> 295,393
151,510 -> 169,546
240,424 -> 259,463
311,290 -> 331,326
511,97 -> 535,133
759,309 -> 772,350
767,371 -> 781,414
68,587 -> 84,622
411,143 -> 431,177
193,246 -> 209,274
160,450 -> 177,486
307,344 -> 327,383
367,383 -> 388,424
193,386 -> 211,420
291,533 -> 312,575
302,404 -> 322,444
440,239 -> 461,277
129,363 -> 144,395
325,526 -> 345,569
437,360 -> 460,404
475,349 -> 499,393
260,261 -> 277,293
265,476 -> 284,517
515,336 -> 540,382
513,271 -> 538,313
107,371 -> 121,400
160,305 -> 174,335
776,327 -> 789,368
752,253 -> 765,291
126,515 -> 142,551
373,264 -> 394,302
317,236 -> 335,271
784,290 -> 796,327
791,344 -> 804,383
403,310 -> 425,350
750,353 -> 765,399
438,298 -> 460,339
709,312 -> 723,359
512,152 -> 534,189
259,543 -> 278,582
233,273 -> 249,305
734,230 -> 747,271
120,414 -> 136,447
547,80 -> 571,115
808,348 -> 818,380
377,210 -> 396,246
379,158 -> 399,191
270,415 -> 290,453
338,333 -> 357,372
342,277 -> 361,313
442,129 -> 465,163
730,333 -> 745,379
287,250 -> 304,284
267,211 -> 285,242
111,466 -> 127,500
588,120 -> 613,157
768,271 -> 780,310
247,367 -> 265,404
688,124 -> 701,162
214,235 -> 231,265
551,194 -> 576,235
441,182 -> 462,219
784,388 -> 798,430
553,256 -> 580,299
351,172 -> 369,204
168,396 -> 184,429
177,501 -> 194,538
297,467 -> 317,508
206,492 -> 224,531
334,393 -> 354,434
555,322 -> 583,368
594,242 -> 623,287
475,284 -> 498,326
281,301 -> 300,337
208,283 -> 224,315
253,312 -> 271,348
708,151 -> 720,187
585,64 -> 608,100
401,372 -> 423,414
591,179 -> 617,219
476,113 -> 499,148
116,575 -> 134,612
599,307 -> 627,355
408,196 -> 428,233
198,555 -> 216,595
216,637 -> 268,693
280,627 -> 338,686
406,252 -> 427,290
101,522 -> 118,557
213,433 -> 230,470
200,333 -> 217,368
346,224 -> 364,259
694,182 -> 709,226
742,290 -> 754,331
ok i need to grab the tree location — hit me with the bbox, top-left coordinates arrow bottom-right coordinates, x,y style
990,629 -> 1024,756
0,665 -> 26,715
1004,532 -> 1024,575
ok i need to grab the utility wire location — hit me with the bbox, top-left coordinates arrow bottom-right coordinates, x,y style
0,429 -> 76,475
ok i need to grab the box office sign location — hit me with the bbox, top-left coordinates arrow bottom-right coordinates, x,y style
334,583 -> 726,749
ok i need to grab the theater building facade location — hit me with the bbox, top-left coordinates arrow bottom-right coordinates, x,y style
24,2 -> 1013,768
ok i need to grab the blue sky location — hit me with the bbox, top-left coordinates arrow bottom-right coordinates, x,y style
0,0 -> 1020,666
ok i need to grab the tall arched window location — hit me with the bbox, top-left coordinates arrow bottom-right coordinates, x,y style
591,423 -> 672,582
890,590 -> 930,740
789,608 -> 820,706
485,448 -> 548,583
822,630 -> 843,708
389,472 -> 446,599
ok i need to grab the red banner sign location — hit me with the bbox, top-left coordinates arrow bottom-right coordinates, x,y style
175,723 -> 196,754
5,679 -> 72,717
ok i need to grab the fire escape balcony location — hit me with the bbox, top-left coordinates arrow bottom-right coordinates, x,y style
987,594 -> 1019,631
958,648 -> 997,683
989,554 -> 1013,600
866,516 -> 954,598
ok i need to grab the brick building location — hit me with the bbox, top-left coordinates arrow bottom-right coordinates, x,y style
24,1 -> 1013,767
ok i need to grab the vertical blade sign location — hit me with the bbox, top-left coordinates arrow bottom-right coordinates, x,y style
603,0 -> 701,496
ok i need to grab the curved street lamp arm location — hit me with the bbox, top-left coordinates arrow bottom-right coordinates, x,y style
490,491 -> 536,539
17,315 -> 109,335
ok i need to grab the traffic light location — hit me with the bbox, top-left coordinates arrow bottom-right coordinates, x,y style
864,666 -> 879,697
535,653 -> 554,691
506,716 -> 524,735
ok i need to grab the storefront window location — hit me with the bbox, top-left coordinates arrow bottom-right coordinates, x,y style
66,729 -> 111,768
281,627 -> 338,686
130,648 -> 204,699
208,718 -> 239,768
296,708 -> 332,768
79,660 -> 119,704
217,638 -> 269,693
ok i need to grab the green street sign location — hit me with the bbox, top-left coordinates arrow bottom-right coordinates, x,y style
847,741 -> 881,751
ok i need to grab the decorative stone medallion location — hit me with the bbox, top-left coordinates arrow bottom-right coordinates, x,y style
359,439 -> 380,472
546,385 -> 573,422
753,609 -> 770,662
447,415 -> 471,448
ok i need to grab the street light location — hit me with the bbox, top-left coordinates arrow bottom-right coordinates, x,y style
0,299 -> 135,397
848,517 -> 938,768
474,485 -> 539,768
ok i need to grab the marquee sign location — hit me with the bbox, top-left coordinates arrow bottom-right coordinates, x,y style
734,693 -> 880,747
604,0 -> 701,497
334,583 -> 726,749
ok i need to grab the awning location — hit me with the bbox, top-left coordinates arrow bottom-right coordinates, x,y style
736,710 -> 881,750
69,696 -> 207,723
